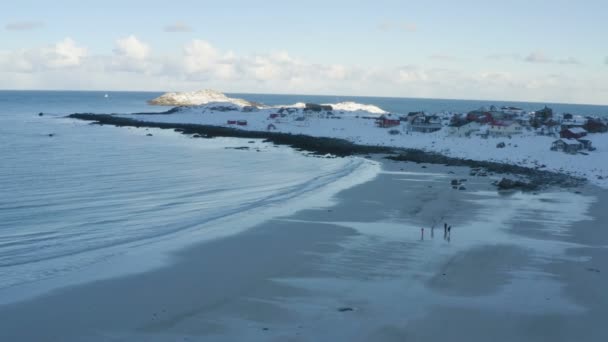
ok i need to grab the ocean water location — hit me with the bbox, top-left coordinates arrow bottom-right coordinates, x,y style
0,90 -> 379,303
230,93 -> 608,117
0,90 -> 606,303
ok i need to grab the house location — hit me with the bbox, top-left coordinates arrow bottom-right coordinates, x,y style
537,122 -> 560,136
488,121 -> 523,137
561,116 -> 586,130
500,106 -> 525,116
534,106 -> 553,121
560,127 -> 587,139
577,139 -> 594,151
448,121 -> 481,137
227,120 -> 237,125
466,109 -> 493,124
409,115 -> 442,133
551,139 -> 583,154
237,120 -> 248,126
583,118 -> 608,133
376,115 -> 400,128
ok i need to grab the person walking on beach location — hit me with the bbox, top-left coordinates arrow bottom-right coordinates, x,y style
444,223 -> 448,239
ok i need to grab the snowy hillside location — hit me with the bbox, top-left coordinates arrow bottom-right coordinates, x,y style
149,90 -> 253,107
121,101 -> 608,188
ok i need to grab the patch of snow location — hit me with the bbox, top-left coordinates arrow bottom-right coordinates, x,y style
148,89 -> 252,107
328,102 -> 387,114
119,105 -> 608,189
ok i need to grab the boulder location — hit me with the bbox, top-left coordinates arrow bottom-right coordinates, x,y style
497,178 -> 536,191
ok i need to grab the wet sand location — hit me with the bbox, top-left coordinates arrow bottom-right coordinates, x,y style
0,158 -> 606,341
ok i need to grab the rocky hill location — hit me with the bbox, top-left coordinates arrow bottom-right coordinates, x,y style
148,89 -> 253,107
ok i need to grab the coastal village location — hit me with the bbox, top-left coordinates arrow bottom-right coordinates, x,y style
123,91 -> 608,188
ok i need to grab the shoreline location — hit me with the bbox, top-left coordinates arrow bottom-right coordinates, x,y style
1,157 -> 604,341
0,125 -> 381,306
68,112 -> 586,190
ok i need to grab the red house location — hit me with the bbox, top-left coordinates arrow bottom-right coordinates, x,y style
376,116 -> 400,128
237,120 -> 248,126
466,111 -> 493,124
560,127 -> 587,139
227,120 -> 237,125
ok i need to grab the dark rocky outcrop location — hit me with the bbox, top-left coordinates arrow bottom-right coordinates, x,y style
67,113 -> 586,190
496,178 -> 536,191
387,149 -> 584,190
67,113 -> 393,157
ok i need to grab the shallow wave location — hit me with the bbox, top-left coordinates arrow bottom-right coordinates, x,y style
0,118 -> 379,294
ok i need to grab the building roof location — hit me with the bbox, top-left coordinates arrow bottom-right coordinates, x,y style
566,127 -> 587,134
492,120 -> 518,127
563,139 -> 582,146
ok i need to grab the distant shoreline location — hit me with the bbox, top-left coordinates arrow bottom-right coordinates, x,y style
68,113 -> 585,190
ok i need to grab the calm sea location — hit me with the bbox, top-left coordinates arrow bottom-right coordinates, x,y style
0,90 -> 375,303
0,90 -> 606,117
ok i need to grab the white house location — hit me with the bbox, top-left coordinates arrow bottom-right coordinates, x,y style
409,115 -> 443,133
500,106 -> 526,116
448,121 -> 481,137
488,121 -> 524,137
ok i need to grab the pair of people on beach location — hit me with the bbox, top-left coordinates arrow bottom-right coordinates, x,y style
444,223 -> 451,237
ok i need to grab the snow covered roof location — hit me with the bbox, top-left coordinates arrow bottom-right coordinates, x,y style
566,127 -> 587,134
556,139 -> 583,146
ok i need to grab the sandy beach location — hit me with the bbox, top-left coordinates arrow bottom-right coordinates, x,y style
1,157 -> 606,341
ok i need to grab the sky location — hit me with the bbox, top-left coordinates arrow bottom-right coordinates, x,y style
1,0 -> 607,104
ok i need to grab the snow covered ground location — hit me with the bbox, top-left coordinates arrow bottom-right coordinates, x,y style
119,101 -> 608,188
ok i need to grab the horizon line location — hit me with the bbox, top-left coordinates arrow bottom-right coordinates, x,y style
0,88 -> 607,108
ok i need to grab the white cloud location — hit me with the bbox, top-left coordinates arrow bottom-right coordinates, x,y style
107,36 -> 154,73
113,35 -> 150,60
0,38 -> 605,104
325,64 -> 349,80
51,38 -> 87,67
182,39 -> 221,74
0,38 -> 87,72
397,66 -> 428,82
5,21 -> 44,31
164,22 -> 193,33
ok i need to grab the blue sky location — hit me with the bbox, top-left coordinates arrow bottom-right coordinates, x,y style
1,0 -> 607,104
